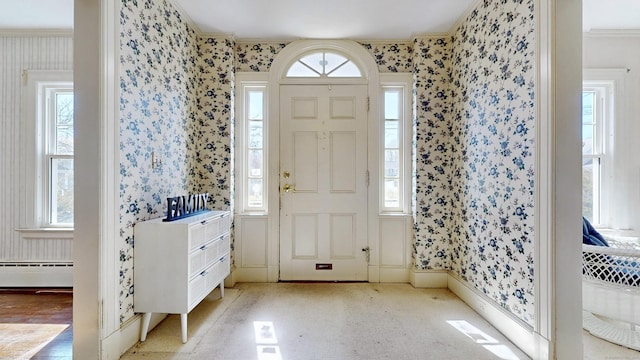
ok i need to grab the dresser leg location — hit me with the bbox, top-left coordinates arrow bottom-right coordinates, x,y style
180,313 -> 188,343
220,282 -> 225,298
140,312 -> 152,341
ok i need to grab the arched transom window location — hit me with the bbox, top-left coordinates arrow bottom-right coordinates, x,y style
286,51 -> 362,78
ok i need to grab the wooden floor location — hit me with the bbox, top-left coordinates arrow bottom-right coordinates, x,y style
0,288 -> 72,359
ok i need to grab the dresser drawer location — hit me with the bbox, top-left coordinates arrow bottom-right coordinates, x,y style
189,234 -> 230,278
204,213 -> 231,242
188,255 -> 230,308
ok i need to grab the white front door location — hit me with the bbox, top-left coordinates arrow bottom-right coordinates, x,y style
279,84 -> 368,281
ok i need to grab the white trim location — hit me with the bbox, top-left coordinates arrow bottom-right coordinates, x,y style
0,29 -> 73,37
408,269 -> 448,288
535,0 -> 584,359
447,274 -> 550,360
379,73 -> 413,214
584,29 -> 640,38
16,228 -> 74,239
21,70 -> 73,231
583,69 -> 627,229
268,40 -> 381,282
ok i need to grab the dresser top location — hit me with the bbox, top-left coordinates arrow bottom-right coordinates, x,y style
137,210 -> 229,225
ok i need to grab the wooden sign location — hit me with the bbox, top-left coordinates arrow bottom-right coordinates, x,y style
164,193 -> 210,221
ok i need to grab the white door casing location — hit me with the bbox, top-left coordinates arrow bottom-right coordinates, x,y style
279,84 -> 368,280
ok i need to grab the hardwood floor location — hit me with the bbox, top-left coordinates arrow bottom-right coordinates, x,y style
0,288 -> 72,359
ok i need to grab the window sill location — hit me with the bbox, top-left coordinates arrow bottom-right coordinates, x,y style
16,228 -> 74,239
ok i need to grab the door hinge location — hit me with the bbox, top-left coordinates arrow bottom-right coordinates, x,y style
367,97 -> 370,112
365,170 -> 370,187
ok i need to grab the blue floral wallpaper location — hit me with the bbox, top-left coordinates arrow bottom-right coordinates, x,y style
235,42 -> 288,72
119,0 -> 230,324
359,42 -> 413,73
118,0 -> 536,327
192,36 -> 235,211
235,41 -> 412,74
412,36 -> 453,270
448,0 -> 536,325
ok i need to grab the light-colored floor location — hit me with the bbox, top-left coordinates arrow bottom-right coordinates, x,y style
122,283 -> 639,360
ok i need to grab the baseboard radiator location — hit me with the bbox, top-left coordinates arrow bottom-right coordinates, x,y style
0,262 -> 73,287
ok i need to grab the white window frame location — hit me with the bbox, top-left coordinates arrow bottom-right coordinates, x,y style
380,74 -> 412,214
20,70 -> 74,234
235,73 -> 269,214
582,68 -> 624,228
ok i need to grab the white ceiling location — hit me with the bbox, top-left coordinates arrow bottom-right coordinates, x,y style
0,0 -> 638,37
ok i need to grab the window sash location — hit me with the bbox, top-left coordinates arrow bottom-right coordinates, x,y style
243,85 -> 267,211
381,86 -> 405,212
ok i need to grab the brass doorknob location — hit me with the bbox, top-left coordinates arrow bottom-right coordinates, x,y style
282,184 -> 296,193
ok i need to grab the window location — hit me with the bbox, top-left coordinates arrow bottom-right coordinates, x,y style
286,51 -> 362,78
582,88 -> 603,224
46,89 -> 74,225
238,81 -> 268,212
381,79 -> 411,213
22,70 -> 74,230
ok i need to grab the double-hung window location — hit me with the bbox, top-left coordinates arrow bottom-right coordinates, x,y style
582,70 -> 621,227
46,88 -> 74,225
22,70 -> 74,231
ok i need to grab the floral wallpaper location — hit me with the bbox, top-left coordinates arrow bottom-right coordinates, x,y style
118,0 -> 536,328
359,42 -> 413,73
119,0 -> 199,324
191,36 -> 235,211
235,42 -> 288,72
412,36 -> 453,270
448,0 -> 536,325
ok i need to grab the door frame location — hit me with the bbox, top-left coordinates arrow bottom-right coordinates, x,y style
267,40 -> 381,282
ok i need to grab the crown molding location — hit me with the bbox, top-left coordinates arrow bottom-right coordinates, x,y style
0,29 -> 73,37
168,0 -> 203,36
447,0 -> 482,35
584,29 -> 640,38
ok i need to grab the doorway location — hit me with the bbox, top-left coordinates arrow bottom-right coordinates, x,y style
279,84 -> 369,281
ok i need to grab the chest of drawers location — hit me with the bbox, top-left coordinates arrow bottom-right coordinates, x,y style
133,210 -> 231,343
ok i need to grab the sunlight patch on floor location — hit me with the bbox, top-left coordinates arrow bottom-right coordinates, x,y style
0,323 -> 68,360
254,321 -> 283,360
447,320 -> 520,360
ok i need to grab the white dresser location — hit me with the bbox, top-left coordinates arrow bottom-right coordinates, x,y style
134,210 -> 231,343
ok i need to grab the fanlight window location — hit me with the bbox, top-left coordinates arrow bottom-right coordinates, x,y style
286,51 -> 362,78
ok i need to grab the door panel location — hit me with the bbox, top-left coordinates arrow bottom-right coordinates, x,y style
280,84 -> 368,281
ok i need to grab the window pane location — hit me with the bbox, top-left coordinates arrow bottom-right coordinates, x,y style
300,53 -> 325,73
324,52 -> 348,74
582,124 -> 594,155
385,150 -> 399,177
385,120 -> 399,148
247,178 -> 263,208
248,120 -> 263,148
286,61 -> 320,77
384,179 -> 400,208
51,158 -> 74,224
582,157 -> 600,223
248,91 -> 263,120
385,92 -> 400,120
582,91 -> 595,125
248,149 -> 263,177
55,92 -> 74,154
328,61 -> 361,77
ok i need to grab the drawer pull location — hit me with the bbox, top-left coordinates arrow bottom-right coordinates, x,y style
219,256 -> 226,262
200,245 -> 206,250
200,270 -> 207,276
201,220 -> 207,225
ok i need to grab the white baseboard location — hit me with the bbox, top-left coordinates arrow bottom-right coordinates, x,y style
0,263 -> 73,287
234,266 -> 269,282
379,267 -> 409,283
102,312 -> 167,359
409,268 -> 448,288
447,274 -> 550,360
